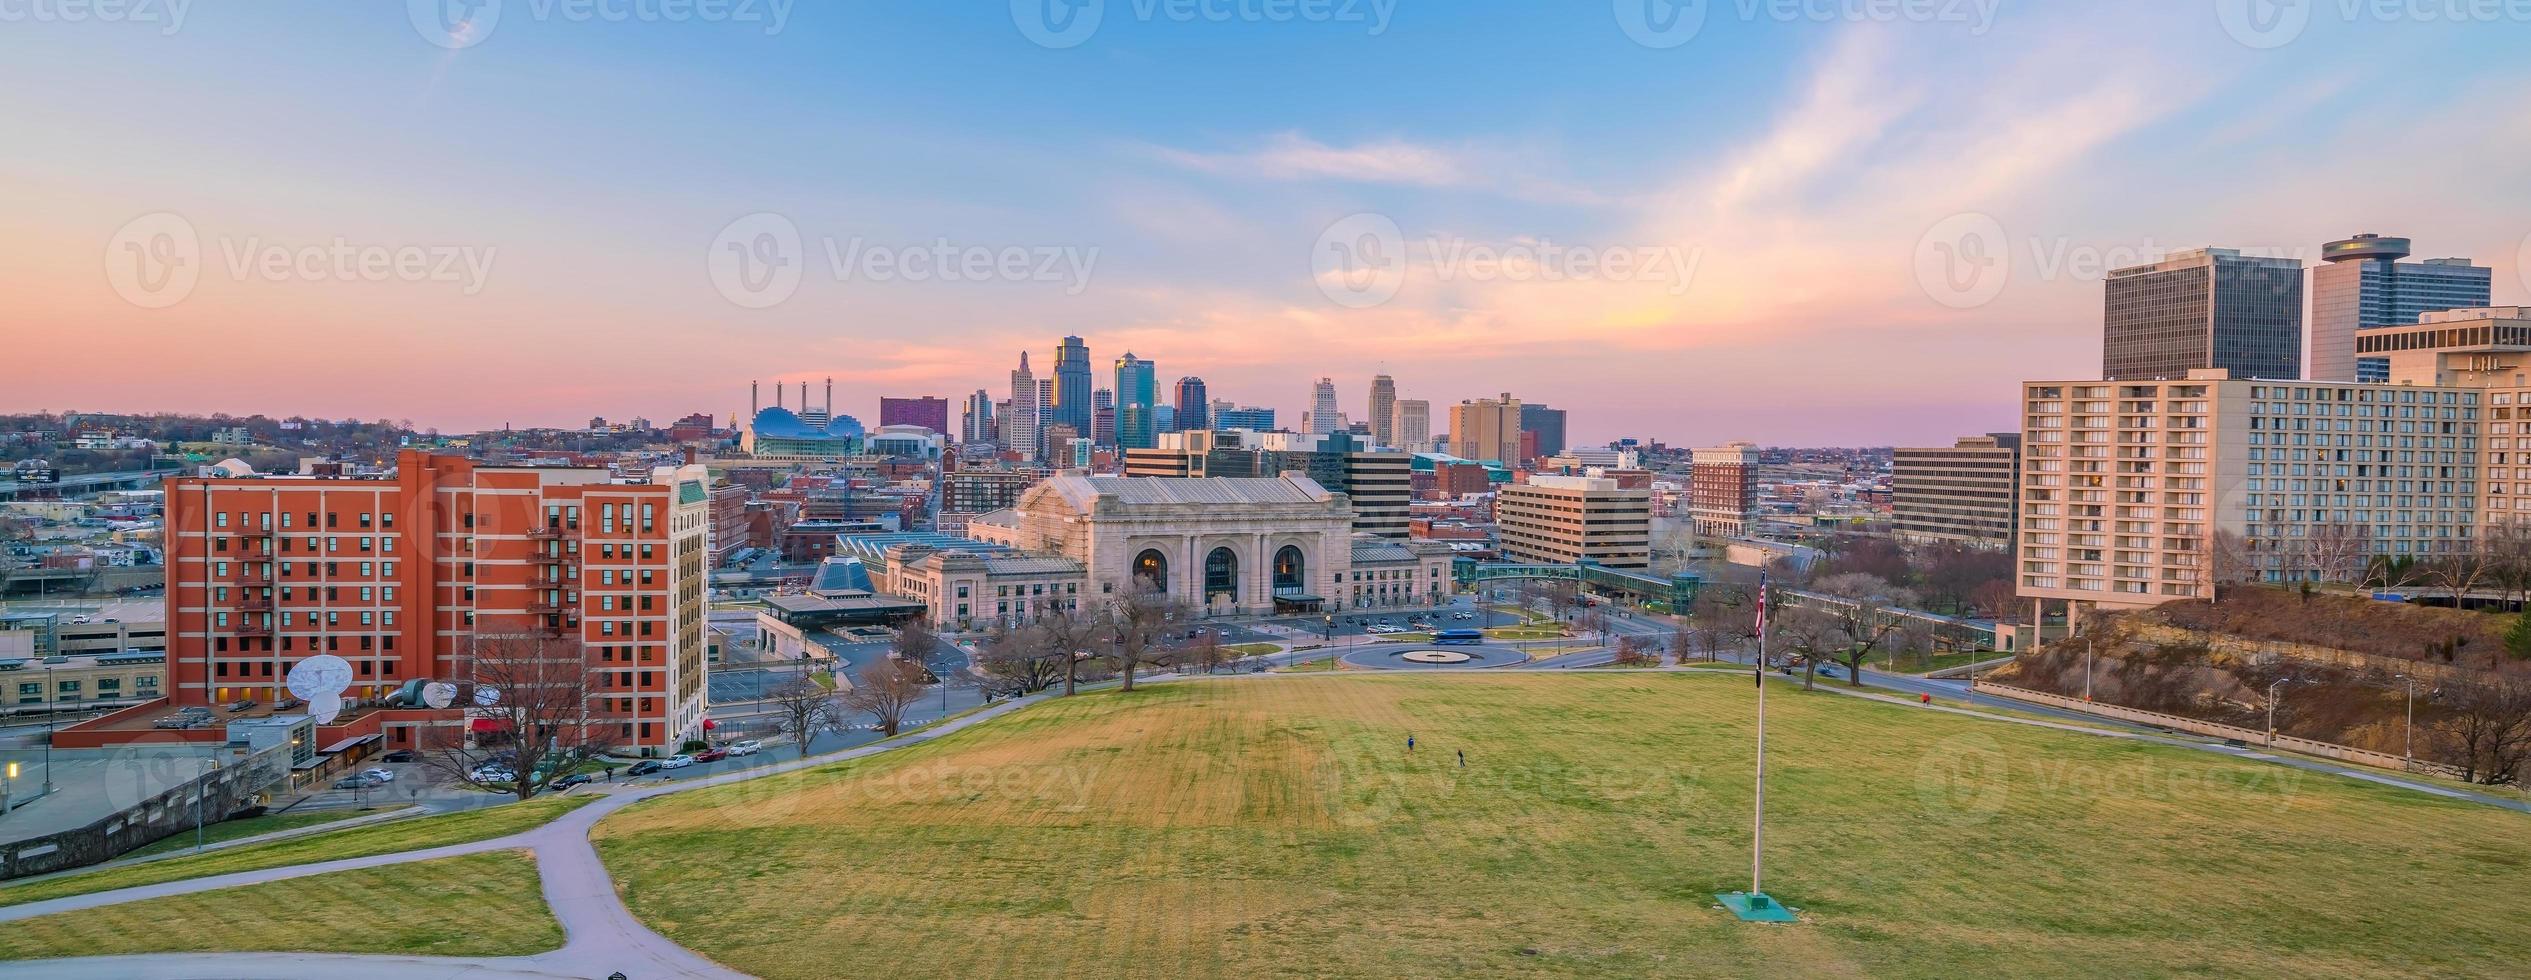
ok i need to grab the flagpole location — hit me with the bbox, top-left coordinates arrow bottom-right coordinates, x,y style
1752,584 -> 1766,897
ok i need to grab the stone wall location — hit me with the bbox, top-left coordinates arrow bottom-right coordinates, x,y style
0,743 -> 292,880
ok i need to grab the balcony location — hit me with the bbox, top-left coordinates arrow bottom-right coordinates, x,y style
529,526 -> 566,541
233,618 -> 271,637
237,594 -> 273,612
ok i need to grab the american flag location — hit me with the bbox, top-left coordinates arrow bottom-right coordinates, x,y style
1754,571 -> 1768,633
1753,571 -> 1768,686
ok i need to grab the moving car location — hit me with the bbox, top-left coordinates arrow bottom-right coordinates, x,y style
333,773 -> 385,790
381,749 -> 420,763
657,754 -> 696,770
1433,629 -> 1484,646
471,765 -> 517,783
1451,613 -> 1474,621
694,748 -> 730,763
625,760 -> 664,776
359,768 -> 396,783
728,740 -> 762,757
551,773 -> 595,789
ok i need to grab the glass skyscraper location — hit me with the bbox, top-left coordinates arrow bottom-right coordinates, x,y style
2102,247 -> 2304,381
1052,335 -> 1093,435
1115,353 -> 1157,449
2308,234 -> 2491,383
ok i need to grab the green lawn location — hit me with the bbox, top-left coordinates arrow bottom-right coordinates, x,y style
0,851 -> 561,960
0,795 -> 592,908
1221,643 -> 1281,657
120,807 -> 386,860
591,674 -> 2531,979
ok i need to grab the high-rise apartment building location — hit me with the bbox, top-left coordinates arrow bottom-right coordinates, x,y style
2103,247 -> 2305,382
1450,393 -> 1524,464
2016,372 -> 2482,626
1051,336 -> 1093,436
2309,234 -> 2493,383
122,451 -> 711,754
878,396 -> 950,434
1891,434 -> 2021,549
1368,375 -> 1397,447
1007,353 -> 1040,461
1392,399 -> 1430,453
1114,353 -> 1157,450
1174,377 -> 1209,431
1519,404 -> 1568,459
1310,378 -> 1341,437
1688,442 -> 1760,538
1496,475 -> 1652,568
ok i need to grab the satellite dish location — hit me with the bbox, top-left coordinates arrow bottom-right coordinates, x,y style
421,682 -> 458,710
286,655 -> 354,724
473,686 -> 502,707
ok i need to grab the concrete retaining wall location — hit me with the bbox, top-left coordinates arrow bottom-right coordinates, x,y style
0,743 -> 292,880
1971,680 -> 2467,781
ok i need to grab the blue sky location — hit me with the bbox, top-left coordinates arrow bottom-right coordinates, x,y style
5,1 -> 2528,444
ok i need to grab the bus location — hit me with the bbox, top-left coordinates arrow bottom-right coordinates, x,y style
1433,629 -> 1484,646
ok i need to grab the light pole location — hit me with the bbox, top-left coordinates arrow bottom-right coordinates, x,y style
2083,637 -> 2095,703
2396,673 -> 2416,768
40,665 -> 54,795
2266,678 -> 2292,748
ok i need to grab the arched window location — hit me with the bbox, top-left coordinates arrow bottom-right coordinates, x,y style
1204,547 -> 1239,599
1131,549 -> 1169,594
1273,545 -> 1306,595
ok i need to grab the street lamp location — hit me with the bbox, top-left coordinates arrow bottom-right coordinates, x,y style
2395,673 -> 2417,768
2083,637 -> 2095,703
2266,678 -> 2293,748
40,664 -> 55,794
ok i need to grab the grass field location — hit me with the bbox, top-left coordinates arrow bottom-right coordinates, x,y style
593,674 -> 2531,979
0,795 -> 591,908
1221,643 -> 1281,657
119,807 -> 386,860
0,851 -> 560,961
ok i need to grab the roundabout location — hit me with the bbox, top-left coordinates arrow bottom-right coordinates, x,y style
1338,643 -> 1529,670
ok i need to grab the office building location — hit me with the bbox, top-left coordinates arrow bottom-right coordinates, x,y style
1495,475 -> 1652,568
1891,434 -> 2021,549
1114,353 -> 1157,450
1391,399 -> 1431,453
1125,430 -> 1410,539
2016,372 -> 2481,627
1216,406 -> 1276,431
2103,247 -> 2305,381
2356,307 -> 2531,389
878,396 -> 950,434
1153,404 -> 1176,433
1689,442 -> 1760,538
1052,336 -> 1093,435
1520,404 -> 1568,459
1368,375 -> 1398,447
1450,393 -> 1524,464
2310,234 -> 2493,382
1007,352 -> 1041,462
1173,377 -> 1209,431
69,451 -> 712,754
961,390 -> 996,445
1308,379 -> 1341,437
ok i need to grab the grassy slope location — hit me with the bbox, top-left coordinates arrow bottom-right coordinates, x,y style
595,674 -> 2531,979
0,795 -> 591,908
119,808 -> 379,860
0,851 -> 561,960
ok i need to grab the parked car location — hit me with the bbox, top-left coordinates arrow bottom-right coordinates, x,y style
1452,613 -> 1474,621
551,773 -> 595,789
728,740 -> 762,757
626,761 -> 664,776
694,748 -> 730,763
657,755 -> 696,770
334,773 -> 385,790
359,768 -> 396,783
381,749 -> 420,763
471,766 -> 517,783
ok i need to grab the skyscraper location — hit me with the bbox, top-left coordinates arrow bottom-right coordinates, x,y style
1368,374 -> 1397,446
1174,376 -> 1209,431
2309,234 -> 2493,382
1519,404 -> 1567,458
1092,387 -> 1116,446
1216,406 -> 1276,430
961,389 -> 996,445
2102,247 -> 2305,381
878,396 -> 950,434
1310,378 -> 1340,437
1392,399 -> 1430,452
1115,353 -> 1157,450
1052,336 -> 1093,435
1450,393 -> 1523,464
1008,352 -> 1040,461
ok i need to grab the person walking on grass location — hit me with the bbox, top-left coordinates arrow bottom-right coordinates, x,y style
1458,749 -> 1466,768
1407,735 -> 1415,752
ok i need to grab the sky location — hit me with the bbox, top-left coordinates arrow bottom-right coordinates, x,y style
5,1 -> 2529,447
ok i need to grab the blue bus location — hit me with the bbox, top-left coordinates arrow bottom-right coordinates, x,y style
1433,629 -> 1483,646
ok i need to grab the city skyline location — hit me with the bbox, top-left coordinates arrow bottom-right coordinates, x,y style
7,6 -> 2530,445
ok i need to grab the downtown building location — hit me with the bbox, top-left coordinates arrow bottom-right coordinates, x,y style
2014,371 -> 2481,627
1688,442 -> 1760,538
1450,393 -> 1525,465
1495,475 -> 1652,568
2102,247 -> 2305,381
64,451 -> 711,755
1122,429 -> 1411,539
2309,234 -> 2491,383
1890,434 -> 2022,549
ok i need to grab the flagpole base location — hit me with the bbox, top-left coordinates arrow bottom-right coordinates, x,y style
1716,891 -> 1799,922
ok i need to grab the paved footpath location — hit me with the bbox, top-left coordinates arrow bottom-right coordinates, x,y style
0,693 -> 1043,980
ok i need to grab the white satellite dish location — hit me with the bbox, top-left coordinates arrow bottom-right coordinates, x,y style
473,686 -> 502,707
421,682 -> 458,710
286,655 -> 354,723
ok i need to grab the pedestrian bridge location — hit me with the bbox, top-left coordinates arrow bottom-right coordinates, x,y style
1454,560 -> 1701,609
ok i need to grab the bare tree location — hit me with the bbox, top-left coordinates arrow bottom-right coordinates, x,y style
2302,522 -> 2374,587
2429,672 -> 2531,786
1767,607 -> 1839,691
975,624 -> 1066,696
2421,539 -> 2495,609
1033,608 -> 1104,698
840,658 -> 925,738
1809,576 -> 1921,688
1611,635 -> 1658,667
1106,584 -> 1189,692
419,633 -> 623,801
893,619 -> 942,683
1182,631 -> 1225,675
765,675 -> 840,759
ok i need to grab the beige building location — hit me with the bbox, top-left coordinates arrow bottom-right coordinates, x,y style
1891,434 -> 2021,549
1496,475 -> 1652,568
1450,394 -> 1524,465
1392,399 -> 1431,453
1,651 -> 166,714
2017,370 -> 2480,626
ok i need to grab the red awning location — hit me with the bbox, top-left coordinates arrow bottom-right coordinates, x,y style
702,718 -> 718,730
470,718 -> 510,733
